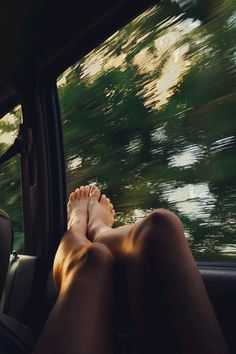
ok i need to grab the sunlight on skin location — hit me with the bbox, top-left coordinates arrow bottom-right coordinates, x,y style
122,232 -> 134,255
120,219 -> 150,257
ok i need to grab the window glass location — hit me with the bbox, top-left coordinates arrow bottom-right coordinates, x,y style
0,105 -> 24,251
57,0 -> 236,261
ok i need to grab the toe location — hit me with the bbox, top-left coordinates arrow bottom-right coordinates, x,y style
84,185 -> 90,198
75,188 -> 81,199
100,194 -> 107,205
105,198 -> 111,207
80,186 -> 85,197
90,185 -> 96,194
69,192 -> 75,202
90,186 -> 101,201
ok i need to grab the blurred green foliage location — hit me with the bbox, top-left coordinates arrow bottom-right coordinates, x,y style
0,1 -> 235,259
0,106 -> 23,251
58,0 -> 236,261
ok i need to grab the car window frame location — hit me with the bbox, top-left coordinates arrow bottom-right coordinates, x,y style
5,0 -> 233,265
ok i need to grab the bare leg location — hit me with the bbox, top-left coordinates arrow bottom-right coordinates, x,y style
33,186 -> 114,354
88,187 -> 228,354
88,186 -> 133,260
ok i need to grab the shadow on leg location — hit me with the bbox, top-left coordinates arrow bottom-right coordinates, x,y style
123,209 -> 229,354
33,242 -> 114,354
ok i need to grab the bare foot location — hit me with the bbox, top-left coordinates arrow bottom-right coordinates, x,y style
53,185 -> 91,290
88,186 -> 115,242
67,185 -> 91,233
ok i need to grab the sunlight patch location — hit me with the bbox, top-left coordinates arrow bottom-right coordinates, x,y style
169,145 -> 204,168
161,183 -> 216,220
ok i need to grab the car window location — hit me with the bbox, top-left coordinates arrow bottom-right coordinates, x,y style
0,105 -> 24,251
57,1 -> 236,261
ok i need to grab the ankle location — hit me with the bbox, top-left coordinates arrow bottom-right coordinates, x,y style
88,222 -> 111,241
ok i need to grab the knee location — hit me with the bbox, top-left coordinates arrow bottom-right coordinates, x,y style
132,209 -> 184,251
146,209 -> 183,232
64,243 -> 114,282
86,243 -> 114,270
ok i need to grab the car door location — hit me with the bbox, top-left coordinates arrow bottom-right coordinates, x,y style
0,0 -> 236,353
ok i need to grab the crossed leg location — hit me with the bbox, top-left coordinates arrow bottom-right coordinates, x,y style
87,186 -> 229,354
33,184 -> 228,354
33,186 -> 114,354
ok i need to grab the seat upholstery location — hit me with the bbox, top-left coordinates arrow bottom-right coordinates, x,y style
0,210 -> 12,302
0,210 -> 34,353
0,313 -> 33,354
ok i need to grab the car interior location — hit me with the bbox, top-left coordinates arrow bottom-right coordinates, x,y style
0,0 -> 236,353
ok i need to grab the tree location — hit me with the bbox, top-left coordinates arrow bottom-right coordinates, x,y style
58,0 -> 236,260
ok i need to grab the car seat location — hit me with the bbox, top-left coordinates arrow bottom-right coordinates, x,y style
0,209 -> 12,302
0,209 -> 34,354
